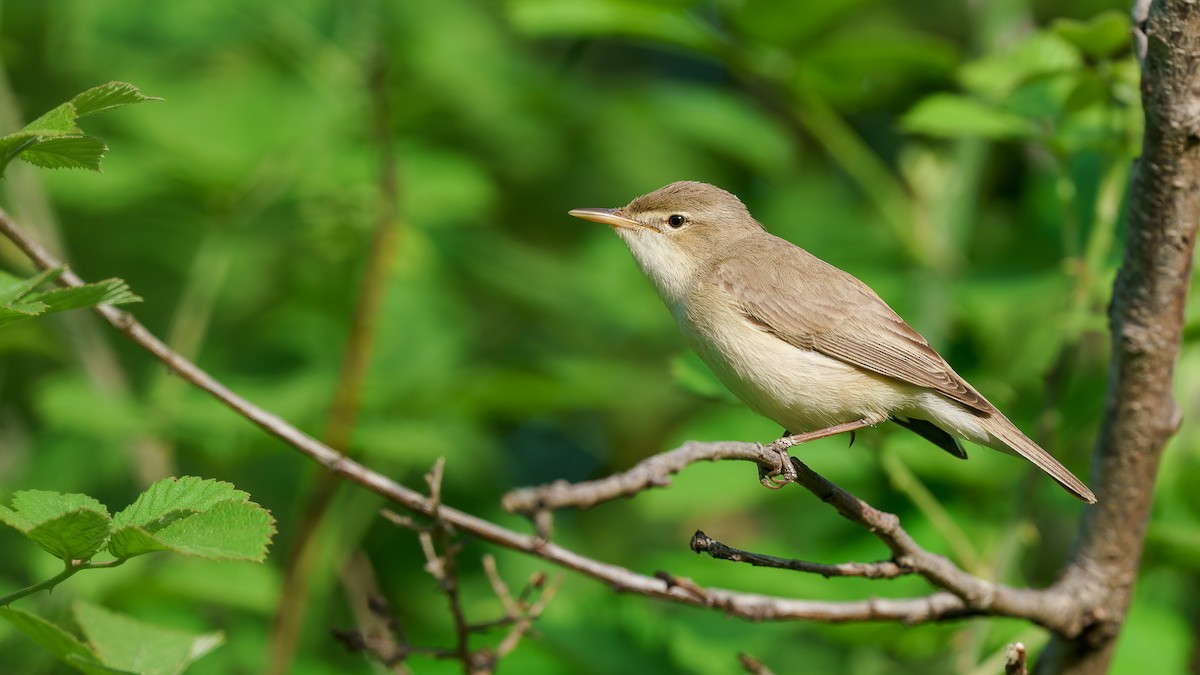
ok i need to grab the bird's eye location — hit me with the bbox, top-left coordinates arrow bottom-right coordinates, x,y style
667,214 -> 686,228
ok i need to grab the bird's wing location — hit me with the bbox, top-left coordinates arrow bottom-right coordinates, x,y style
712,247 -> 993,414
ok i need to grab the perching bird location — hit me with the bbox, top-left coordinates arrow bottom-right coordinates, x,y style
570,181 -> 1095,503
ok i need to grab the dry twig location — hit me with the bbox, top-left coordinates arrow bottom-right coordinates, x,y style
691,530 -> 912,580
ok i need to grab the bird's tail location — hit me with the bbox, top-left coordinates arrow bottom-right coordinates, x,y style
985,416 -> 1096,504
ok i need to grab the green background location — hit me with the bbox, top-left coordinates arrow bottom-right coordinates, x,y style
1,0 -> 1197,673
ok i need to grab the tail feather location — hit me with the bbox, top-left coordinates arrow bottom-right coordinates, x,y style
986,417 -> 1096,504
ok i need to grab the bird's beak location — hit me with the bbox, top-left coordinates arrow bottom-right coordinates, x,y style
568,208 -> 645,230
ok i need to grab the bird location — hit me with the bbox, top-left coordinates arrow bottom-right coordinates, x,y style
569,181 -> 1096,504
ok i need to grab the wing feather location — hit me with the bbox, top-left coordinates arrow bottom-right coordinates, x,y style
712,240 -> 993,414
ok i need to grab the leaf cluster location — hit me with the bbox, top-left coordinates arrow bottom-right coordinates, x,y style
0,477 -> 274,674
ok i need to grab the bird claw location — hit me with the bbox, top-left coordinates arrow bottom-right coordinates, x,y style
758,439 -> 798,489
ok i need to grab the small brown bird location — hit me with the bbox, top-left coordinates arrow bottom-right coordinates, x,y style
570,181 -> 1095,503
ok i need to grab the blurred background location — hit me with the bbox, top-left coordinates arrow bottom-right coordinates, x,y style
0,0 -> 1197,673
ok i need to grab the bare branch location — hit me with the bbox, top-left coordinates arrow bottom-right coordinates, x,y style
380,508 -> 428,533
738,653 -> 776,675
0,208 -> 1091,635
502,440 -> 780,516
1006,642 -> 1029,675
690,530 -> 912,580
482,555 -> 518,616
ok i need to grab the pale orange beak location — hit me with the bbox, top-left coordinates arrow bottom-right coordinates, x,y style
568,208 -> 645,230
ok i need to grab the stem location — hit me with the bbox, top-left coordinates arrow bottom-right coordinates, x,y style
0,559 -> 126,607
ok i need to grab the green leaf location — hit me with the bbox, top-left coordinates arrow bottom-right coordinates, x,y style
74,601 -> 222,675
1052,11 -> 1132,59
20,135 -> 108,171
0,81 -> 159,178
0,132 -> 40,174
0,299 -> 48,324
0,269 -> 140,328
901,93 -> 1037,140
0,491 -> 112,562
0,266 -> 62,305
30,278 -> 143,313
109,477 -> 275,562
72,82 -> 163,118
23,103 -> 79,135
959,32 -> 1082,100
0,607 -> 125,675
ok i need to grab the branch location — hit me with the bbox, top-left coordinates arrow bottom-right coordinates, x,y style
738,652 -> 776,675
501,440 -> 779,515
506,444 -> 1083,632
690,530 -> 912,580
1040,1 -> 1200,672
0,208 -> 1085,632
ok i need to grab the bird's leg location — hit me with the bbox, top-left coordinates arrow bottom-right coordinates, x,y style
758,419 -> 875,490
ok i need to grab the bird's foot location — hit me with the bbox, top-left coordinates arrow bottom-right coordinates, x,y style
758,436 -> 799,489
757,420 -> 875,490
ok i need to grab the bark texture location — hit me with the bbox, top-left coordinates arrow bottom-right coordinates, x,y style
1038,1 -> 1200,671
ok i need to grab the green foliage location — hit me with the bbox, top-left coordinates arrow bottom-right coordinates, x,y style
0,267 -> 141,328
0,477 -> 274,572
0,82 -> 160,176
73,602 -> 223,675
902,17 -> 1140,156
0,490 -> 111,562
0,603 -> 222,675
0,478 -> 271,673
1,1 -> 1193,674
109,477 -> 274,561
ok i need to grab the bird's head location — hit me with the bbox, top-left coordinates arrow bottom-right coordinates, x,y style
569,181 -> 763,302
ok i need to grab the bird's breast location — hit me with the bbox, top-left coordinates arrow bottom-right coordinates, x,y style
674,290 -> 903,432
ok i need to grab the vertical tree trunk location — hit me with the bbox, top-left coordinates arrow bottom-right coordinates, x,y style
1038,1 -> 1200,672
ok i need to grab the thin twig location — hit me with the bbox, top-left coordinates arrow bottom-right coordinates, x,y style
1005,642 -> 1028,675
738,653 -> 775,675
691,530 -> 912,580
0,208 -> 1090,633
380,508 -> 428,532
479,555 -> 562,659
482,555 -> 518,615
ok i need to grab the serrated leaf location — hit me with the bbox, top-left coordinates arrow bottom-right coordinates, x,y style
20,135 -> 108,171
74,601 -> 222,675
23,103 -> 79,135
72,82 -> 163,118
0,271 -> 140,328
1052,11 -> 1131,59
0,607 -> 124,675
113,477 -> 250,530
0,491 -> 112,562
147,500 -> 274,561
30,278 -> 143,313
110,477 -> 274,562
0,300 -> 48,325
0,82 -> 158,179
0,132 -> 41,172
0,267 -> 63,305
901,93 -> 1037,140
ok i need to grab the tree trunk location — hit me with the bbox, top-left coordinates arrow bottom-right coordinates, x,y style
1038,1 -> 1200,672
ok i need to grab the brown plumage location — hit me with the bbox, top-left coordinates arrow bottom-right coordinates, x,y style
571,181 -> 1096,503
